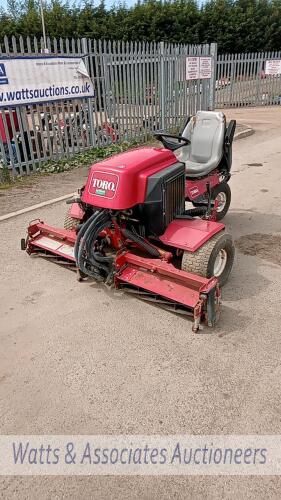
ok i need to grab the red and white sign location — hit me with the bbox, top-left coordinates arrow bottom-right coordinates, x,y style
88,171 -> 119,199
186,56 -> 212,80
265,59 -> 281,75
199,57 -> 212,79
186,57 -> 200,80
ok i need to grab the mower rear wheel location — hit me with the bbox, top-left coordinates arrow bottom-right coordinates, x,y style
211,182 -> 231,221
64,207 -> 80,232
181,231 -> 235,287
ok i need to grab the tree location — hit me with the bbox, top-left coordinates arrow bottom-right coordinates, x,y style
0,0 -> 280,53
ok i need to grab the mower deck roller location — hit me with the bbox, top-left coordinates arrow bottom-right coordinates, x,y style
25,220 -> 221,332
23,111 -> 235,332
114,252 -> 221,331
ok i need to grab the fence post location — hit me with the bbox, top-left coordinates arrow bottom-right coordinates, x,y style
82,37 -> 95,147
229,54 -> 236,106
255,53 -> 264,106
160,41 -> 166,130
209,43 -> 217,110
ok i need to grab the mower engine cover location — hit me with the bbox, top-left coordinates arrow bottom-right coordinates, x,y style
81,147 -> 179,210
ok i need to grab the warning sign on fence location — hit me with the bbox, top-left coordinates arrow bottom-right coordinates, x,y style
186,57 -> 200,80
0,56 -> 94,107
265,59 -> 281,75
186,56 -> 212,80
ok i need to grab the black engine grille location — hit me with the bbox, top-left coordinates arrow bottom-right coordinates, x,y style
143,161 -> 185,236
164,169 -> 185,226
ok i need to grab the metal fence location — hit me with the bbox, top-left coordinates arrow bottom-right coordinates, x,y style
0,36 -> 216,175
215,51 -> 281,108
2,37 -> 281,176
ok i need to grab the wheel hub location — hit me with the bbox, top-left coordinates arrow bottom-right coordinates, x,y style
213,249 -> 227,276
215,192 -> 227,213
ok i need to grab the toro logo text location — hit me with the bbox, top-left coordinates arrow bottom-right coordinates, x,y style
89,171 -> 119,199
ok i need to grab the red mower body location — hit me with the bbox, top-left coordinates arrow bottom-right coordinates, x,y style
81,147 -> 176,210
78,147 -> 221,215
185,171 -> 220,200
23,144 -> 235,332
69,202 -> 85,220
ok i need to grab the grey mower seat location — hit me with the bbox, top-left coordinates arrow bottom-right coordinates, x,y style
175,111 -> 226,178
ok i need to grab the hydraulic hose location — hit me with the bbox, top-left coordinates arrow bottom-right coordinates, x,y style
75,209 -> 114,279
74,210 -> 100,262
121,228 -> 161,258
75,212 -> 161,280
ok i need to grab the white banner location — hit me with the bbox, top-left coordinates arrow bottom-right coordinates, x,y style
0,56 -> 94,107
265,59 -> 281,75
1,435 -> 281,475
186,56 -> 212,80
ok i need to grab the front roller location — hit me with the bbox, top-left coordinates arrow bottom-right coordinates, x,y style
114,252 -> 221,332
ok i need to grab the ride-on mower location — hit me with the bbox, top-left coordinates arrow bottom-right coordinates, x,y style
22,111 -> 235,332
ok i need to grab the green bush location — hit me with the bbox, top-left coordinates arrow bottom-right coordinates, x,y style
35,141 -> 140,174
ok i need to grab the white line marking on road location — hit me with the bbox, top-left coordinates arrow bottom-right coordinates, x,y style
234,128 -> 254,141
0,193 -> 76,222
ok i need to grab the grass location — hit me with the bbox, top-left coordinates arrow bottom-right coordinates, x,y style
0,139 -> 142,189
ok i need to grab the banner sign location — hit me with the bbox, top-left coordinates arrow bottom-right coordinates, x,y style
265,59 -> 281,75
186,56 -> 212,80
0,56 -> 94,107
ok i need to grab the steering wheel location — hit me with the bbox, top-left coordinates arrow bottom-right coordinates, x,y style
154,133 -> 190,152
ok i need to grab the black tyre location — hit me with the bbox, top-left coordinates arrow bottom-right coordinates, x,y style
64,207 -> 80,231
181,232 -> 235,287
211,182 -> 231,221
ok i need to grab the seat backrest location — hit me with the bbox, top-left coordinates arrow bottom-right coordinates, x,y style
176,111 -> 226,165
